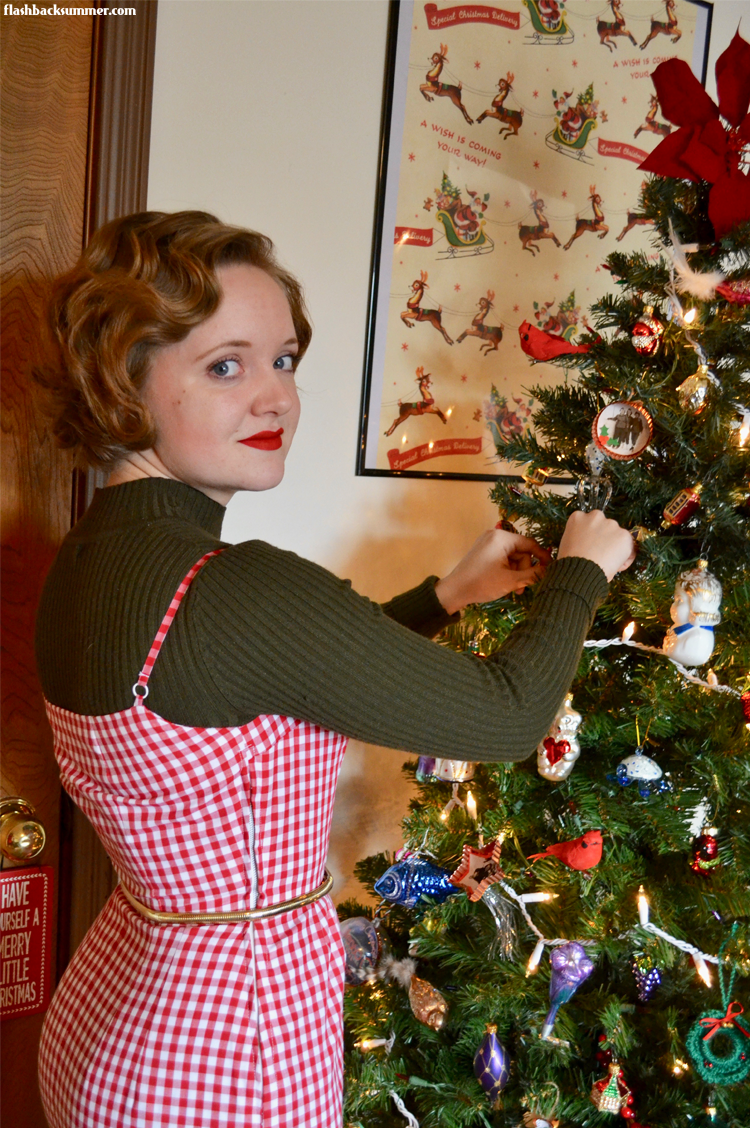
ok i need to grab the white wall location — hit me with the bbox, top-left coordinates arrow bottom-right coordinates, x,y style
148,0 -> 750,903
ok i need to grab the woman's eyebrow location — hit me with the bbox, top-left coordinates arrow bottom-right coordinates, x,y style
195,337 -> 298,361
195,339 -> 251,361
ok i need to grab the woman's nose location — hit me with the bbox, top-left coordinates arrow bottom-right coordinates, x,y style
251,367 -> 295,416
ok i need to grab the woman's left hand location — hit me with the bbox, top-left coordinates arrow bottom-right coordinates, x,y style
434,529 -> 551,614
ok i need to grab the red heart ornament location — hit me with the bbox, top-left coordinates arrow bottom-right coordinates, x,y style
543,737 -> 570,765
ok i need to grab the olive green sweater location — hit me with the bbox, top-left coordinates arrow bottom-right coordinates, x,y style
35,479 -> 608,761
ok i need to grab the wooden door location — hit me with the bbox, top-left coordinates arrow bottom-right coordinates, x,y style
1,5 -> 156,1123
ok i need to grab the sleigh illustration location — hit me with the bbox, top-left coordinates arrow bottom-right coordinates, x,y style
435,209 -> 494,258
523,0 -> 574,45
483,388 -> 533,449
545,116 -> 597,162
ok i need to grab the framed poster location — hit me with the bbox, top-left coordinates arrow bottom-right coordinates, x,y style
358,0 -> 712,479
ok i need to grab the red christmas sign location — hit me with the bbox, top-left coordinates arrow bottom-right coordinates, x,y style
0,865 -> 54,1021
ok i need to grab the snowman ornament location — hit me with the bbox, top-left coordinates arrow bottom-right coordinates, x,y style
537,695 -> 582,782
662,561 -> 722,667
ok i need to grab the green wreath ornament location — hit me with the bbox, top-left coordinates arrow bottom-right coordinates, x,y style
685,1003 -> 750,1084
685,927 -> 750,1086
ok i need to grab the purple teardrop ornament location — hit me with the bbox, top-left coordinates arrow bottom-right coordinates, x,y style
474,1025 -> 510,1102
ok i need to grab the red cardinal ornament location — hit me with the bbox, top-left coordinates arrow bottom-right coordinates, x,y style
528,829 -> 603,870
518,321 -> 590,361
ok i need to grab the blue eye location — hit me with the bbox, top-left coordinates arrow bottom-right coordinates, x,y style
274,354 -> 296,372
210,358 -> 241,379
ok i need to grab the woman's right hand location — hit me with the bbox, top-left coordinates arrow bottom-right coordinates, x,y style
557,510 -> 636,582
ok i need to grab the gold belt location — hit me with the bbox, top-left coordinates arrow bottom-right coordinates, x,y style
120,870 -> 333,925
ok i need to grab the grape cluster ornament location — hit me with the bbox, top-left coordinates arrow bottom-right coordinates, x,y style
632,953 -> 661,1002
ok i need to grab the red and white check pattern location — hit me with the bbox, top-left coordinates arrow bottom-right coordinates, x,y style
39,553 -> 348,1127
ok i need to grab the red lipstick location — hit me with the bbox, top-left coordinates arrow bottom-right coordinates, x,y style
240,429 -> 284,451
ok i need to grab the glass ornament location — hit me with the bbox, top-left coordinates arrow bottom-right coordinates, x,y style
691,826 -> 721,877
433,758 -> 475,782
374,852 -> 456,909
590,1062 -> 633,1112
542,941 -> 594,1038
662,560 -> 722,667
340,916 -> 381,986
408,975 -> 448,1029
415,756 -> 436,781
576,473 -> 613,512
537,694 -> 582,782
632,954 -> 661,1002
677,365 -> 712,413
661,483 -> 702,528
474,1024 -> 510,1105
631,305 -> 664,355
611,746 -> 670,798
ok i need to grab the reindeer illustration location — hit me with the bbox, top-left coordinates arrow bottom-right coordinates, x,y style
420,45 -> 473,125
640,0 -> 681,50
518,192 -> 561,256
476,73 -> 524,139
564,186 -> 608,250
400,272 -> 453,345
634,94 -> 672,139
456,291 -> 504,355
616,209 -> 655,241
597,0 -> 637,50
384,367 -> 448,437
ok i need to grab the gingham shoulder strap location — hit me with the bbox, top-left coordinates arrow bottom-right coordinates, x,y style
132,550 -> 223,705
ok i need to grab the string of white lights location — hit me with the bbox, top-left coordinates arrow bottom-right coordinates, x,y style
583,635 -> 741,697
637,887 -> 719,984
390,1090 -> 420,1128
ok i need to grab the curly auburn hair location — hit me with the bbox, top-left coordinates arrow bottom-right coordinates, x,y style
34,210 -> 312,468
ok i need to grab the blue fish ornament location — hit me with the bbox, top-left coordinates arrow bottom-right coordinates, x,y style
374,853 -> 456,909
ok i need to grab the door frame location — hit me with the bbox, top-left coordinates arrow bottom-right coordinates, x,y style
59,0 -> 159,972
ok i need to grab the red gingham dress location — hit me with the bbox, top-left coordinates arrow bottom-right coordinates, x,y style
38,552 -> 348,1128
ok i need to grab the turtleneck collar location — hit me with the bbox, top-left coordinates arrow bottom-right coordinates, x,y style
74,479 -> 226,540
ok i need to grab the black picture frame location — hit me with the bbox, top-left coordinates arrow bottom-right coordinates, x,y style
357,0 -> 712,481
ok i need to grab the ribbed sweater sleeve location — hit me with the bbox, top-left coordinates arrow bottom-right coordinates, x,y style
177,545 -> 605,760
35,480 -> 609,763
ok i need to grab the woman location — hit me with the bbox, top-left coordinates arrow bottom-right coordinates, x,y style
35,211 -> 634,1128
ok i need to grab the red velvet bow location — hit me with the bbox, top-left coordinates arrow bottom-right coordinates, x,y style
699,1000 -> 750,1041
639,31 -> 750,238
543,737 -> 570,765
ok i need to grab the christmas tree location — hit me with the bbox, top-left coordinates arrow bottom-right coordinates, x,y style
341,38 -> 750,1128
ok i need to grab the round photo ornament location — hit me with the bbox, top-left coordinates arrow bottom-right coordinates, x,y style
592,401 -> 653,461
